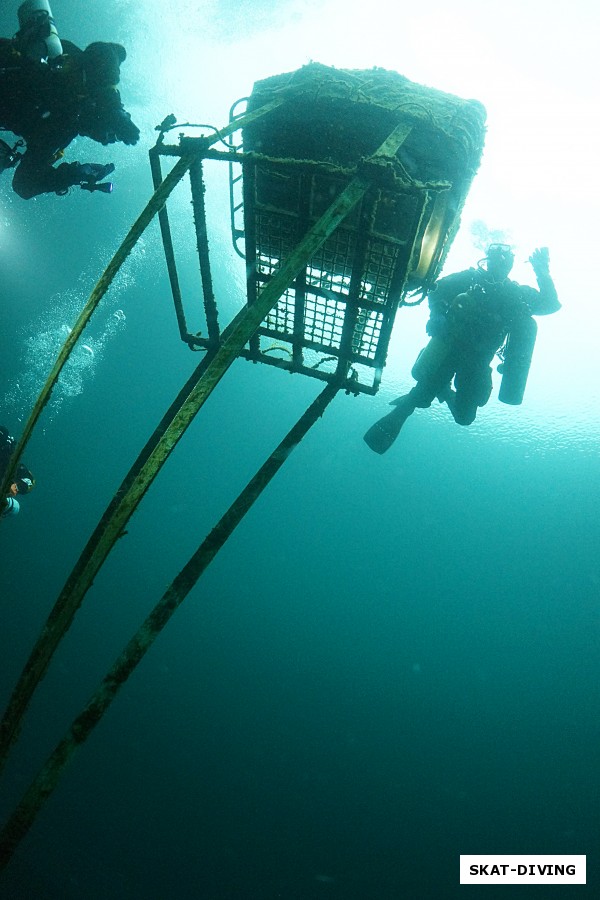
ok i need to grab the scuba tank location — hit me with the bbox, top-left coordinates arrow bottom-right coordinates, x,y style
17,0 -> 63,62
498,316 -> 537,405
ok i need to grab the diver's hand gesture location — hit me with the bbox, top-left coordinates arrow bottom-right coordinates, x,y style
114,110 -> 140,146
529,247 -> 550,276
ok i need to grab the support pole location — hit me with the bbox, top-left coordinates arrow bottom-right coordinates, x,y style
0,152 -> 195,501
0,120 -> 412,778
0,98 -> 284,503
0,382 -> 339,872
148,146 -> 190,344
189,158 -> 220,345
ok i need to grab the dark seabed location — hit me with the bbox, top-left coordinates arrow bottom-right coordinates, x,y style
1,1 -> 598,897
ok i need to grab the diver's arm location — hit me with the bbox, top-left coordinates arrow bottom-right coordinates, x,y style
533,270 -> 560,314
529,247 -> 561,314
93,88 -> 140,145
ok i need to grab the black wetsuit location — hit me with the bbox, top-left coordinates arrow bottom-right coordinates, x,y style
0,38 -> 139,198
411,267 -> 559,425
0,425 -> 34,495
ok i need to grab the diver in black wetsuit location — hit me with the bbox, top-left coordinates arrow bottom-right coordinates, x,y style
1,425 -> 34,520
0,1 -> 140,198
364,244 -> 561,454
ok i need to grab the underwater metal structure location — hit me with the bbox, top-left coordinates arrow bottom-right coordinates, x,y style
152,63 -> 486,393
0,64 -> 485,869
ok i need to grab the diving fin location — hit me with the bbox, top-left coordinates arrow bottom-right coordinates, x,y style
389,394 -> 412,407
363,397 -> 415,454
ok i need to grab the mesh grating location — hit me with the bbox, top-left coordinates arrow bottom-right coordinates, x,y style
263,288 -> 295,333
251,168 -> 400,380
255,211 -> 296,275
257,286 -> 385,363
245,151 -> 418,391
351,308 -> 384,359
360,240 -> 400,304
306,230 -> 356,294
303,292 -> 346,349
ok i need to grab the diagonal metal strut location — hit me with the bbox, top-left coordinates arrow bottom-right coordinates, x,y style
0,120 -> 412,780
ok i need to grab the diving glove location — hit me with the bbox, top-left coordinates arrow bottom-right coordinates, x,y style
529,246 -> 550,276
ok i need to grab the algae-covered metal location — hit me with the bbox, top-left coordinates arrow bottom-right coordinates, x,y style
236,63 -> 486,392
147,64 -> 484,393
0,67 -> 486,869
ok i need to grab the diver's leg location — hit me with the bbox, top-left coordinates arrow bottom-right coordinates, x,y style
452,362 -> 493,425
364,355 -> 461,453
13,150 -> 114,198
364,375 -> 443,454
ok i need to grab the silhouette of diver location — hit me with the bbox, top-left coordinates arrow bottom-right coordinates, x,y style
1,425 -> 35,520
364,244 -> 560,454
0,1 -> 140,198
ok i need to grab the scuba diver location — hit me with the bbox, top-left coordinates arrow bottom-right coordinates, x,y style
1,425 -> 35,519
364,244 -> 561,454
0,0 -> 140,199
